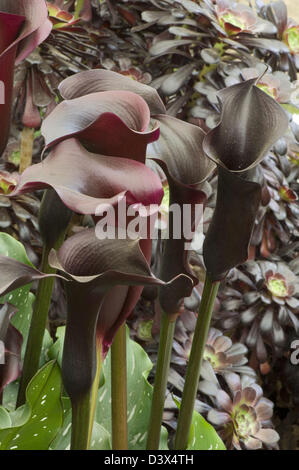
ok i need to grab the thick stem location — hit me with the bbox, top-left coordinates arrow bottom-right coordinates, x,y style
19,127 -> 34,174
146,312 -> 178,450
174,275 -> 220,450
71,341 -> 102,450
16,234 -> 65,407
111,323 -> 128,450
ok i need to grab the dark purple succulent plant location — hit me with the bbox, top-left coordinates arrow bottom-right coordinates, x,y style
214,259 -> 299,364
200,367 -> 280,449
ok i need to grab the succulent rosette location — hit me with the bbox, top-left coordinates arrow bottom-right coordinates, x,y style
0,0 -> 52,156
214,0 -> 277,36
258,0 -> 299,78
199,366 -> 280,449
252,150 -> 299,257
214,259 -> 299,363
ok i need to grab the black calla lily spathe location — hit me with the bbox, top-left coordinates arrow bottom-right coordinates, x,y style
202,77 -> 289,281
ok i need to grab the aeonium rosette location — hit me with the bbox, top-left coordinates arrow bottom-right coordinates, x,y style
215,0 -> 277,36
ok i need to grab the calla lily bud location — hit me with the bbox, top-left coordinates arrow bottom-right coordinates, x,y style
202,77 -> 289,281
147,115 -> 215,313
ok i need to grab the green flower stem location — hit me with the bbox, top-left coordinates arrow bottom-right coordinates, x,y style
16,233 -> 66,407
174,275 -> 220,450
71,341 -> 103,450
111,323 -> 128,450
146,311 -> 178,450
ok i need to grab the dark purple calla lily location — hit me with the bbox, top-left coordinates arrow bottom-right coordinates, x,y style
147,115 -> 215,313
58,69 -> 215,314
9,71 -> 165,390
0,254 -> 58,295
41,89 -> 160,160
202,77 -> 289,281
58,68 -> 166,115
48,228 -> 191,399
9,138 -> 163,214
0,0 -> 52,156
0,303 -> 22,395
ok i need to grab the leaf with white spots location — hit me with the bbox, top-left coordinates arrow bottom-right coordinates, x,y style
0,234 -> 35,357
50,397 -> 111,450
47,326 -> 168,450
0,361 -> 63,450
96,326 -> 168,450
0,407 -> 12,429
174,397 -> 226,450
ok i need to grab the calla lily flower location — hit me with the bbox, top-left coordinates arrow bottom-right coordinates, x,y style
48,228 -> 191,399
8,71 -> 167,404
0,0 -> 52,156
0,303 -> 22,395
41,89 -> 160,160
58,69 -> 215,314
0,253 -> 61,296
58,68 -> 166,115
9,138 -> 163,215
147,115 -> 215,313
202,77 -> 289,281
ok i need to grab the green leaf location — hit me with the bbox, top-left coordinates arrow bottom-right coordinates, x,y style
0,234 -> 53,367
96,326 -> 168,450
48,326 -> 168,449
174,397 -> 226,450
74,0 -> 85,18
50,397 -> 111,450
47,326 -> 65,366
0,361 -> 63,450
0,407 -> 12,429
0,234 -> 35,356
